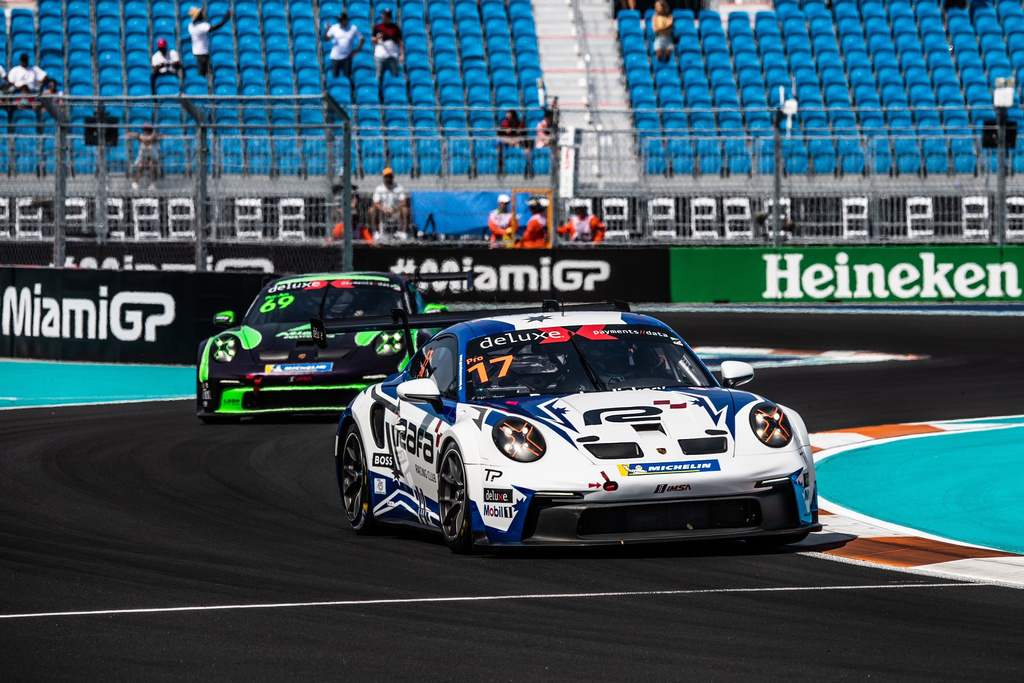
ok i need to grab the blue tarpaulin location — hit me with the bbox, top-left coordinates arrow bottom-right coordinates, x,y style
411,191 -> 527,237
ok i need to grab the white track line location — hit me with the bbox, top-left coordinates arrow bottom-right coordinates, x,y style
0,396 -> 192,411
0,583 -> 991,620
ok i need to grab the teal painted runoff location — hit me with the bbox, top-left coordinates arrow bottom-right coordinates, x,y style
0,361 -> 193,408
817,425 -> 1024,554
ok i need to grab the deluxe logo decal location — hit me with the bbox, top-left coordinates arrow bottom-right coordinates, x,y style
265,363 -> 333,373
617,460 -> 721,476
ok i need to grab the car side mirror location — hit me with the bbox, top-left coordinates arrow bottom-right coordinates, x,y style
397,377 -> 443,412
213,311 -> 235,327
720,360 -> 754,388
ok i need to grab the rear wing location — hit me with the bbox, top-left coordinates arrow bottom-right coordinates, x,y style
309,300 -> 631,350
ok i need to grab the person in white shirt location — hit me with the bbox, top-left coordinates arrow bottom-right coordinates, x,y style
150,38 -> 182,94
7,54 -> 50,93
324,12 -> 364,80
0,65 -> 7,93
370,168 -> 410,236
187,6 -> 232,80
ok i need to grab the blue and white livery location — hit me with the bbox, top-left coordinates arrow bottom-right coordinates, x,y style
334,310 -> 820,552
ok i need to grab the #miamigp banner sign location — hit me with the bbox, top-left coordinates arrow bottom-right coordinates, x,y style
670,246 -> 1024,303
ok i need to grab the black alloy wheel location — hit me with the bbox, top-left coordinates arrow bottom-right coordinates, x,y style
438,444 -> 473,553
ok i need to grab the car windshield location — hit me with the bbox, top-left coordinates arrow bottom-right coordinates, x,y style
244,278 -> 406,325
465,324 -> 714,401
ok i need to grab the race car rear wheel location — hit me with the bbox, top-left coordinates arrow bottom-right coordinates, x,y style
340,425 -> 376,534
438,445 -> 473,554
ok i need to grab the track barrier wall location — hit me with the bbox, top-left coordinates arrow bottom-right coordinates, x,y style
0,247 -> 669,363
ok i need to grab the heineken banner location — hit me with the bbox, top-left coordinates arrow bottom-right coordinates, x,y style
670,246 -> 1024,303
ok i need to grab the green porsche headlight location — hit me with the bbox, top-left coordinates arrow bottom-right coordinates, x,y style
212,336 -> 238,363
375,331 -> 404,356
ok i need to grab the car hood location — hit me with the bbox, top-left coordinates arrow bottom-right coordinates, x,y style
479,387 -> 761,464
226,322 -> 408,375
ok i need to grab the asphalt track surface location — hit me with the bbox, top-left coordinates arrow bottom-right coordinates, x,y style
2,311 -> 1024,681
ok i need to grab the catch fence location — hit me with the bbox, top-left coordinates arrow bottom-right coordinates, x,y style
1,97 -> 1022,273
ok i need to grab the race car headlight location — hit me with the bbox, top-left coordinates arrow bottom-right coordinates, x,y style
212,336 -> 238,363
375,331 -> 403,356
491,417 -> 546,463
749,401 -> 793,448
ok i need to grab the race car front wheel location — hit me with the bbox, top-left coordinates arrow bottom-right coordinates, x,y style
340,425 -> 376,534
438,445 -> 473,554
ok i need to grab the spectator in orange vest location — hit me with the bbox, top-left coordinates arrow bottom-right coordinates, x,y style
516,197 -> 549,248
558,201 -> 606,242
487,194 -> 517,247
328,182 -> 374,243
329,221 -> 374,244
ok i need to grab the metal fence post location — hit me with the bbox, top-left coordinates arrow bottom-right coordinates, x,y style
996,106 -> 1007,247
550,103 -> 562,246
324,94 -> 353,271
772,107 -> 783,248
179,96 -> 208,271
95,103 -> 109,244
38,97 -> 67,267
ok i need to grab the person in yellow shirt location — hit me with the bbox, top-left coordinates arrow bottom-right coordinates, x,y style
487,194 -> 517,247
652,1 -> 675,63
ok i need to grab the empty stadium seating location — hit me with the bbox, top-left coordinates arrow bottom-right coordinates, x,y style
620,0 -> 1024,177
2,0 -> 548,177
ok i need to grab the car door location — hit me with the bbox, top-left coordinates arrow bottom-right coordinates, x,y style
396,335 -> 459,526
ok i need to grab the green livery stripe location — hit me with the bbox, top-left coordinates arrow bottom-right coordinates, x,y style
198,338 -> 213,382
214,384 -> 369,413
237,326 -> 262,349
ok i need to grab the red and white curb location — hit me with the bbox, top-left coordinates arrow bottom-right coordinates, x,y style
799,416 -> 1024,588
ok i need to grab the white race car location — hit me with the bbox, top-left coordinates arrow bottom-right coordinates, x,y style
331,306 -> 820,552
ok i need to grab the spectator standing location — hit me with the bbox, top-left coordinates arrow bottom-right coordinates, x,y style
7,54 -> 50,93
558,202 -> 607,242
370,168 -> 411,237
487,194 -> 517,247
324,13 -> 364,80
652,1 -> 675,63
187,7 -> 232,83
516,198 -> 549,248
372,8 -> 403,96
150,38 -> 182,94
534,109 -> 556,150
127,123 -> 163,190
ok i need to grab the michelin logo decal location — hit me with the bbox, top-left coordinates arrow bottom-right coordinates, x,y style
3,284 -> 175,342
617,460 -> 721,476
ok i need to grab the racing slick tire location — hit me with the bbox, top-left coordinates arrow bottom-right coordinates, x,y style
339,424 -> 377,534
746,531 -> 810,549
438,444 -> 473,554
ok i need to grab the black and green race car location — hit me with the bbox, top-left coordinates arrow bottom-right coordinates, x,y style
196,272 -> 447,422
